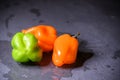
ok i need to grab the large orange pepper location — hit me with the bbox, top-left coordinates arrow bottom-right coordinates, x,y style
22,25 -> 57,52
52,33 -> 80,66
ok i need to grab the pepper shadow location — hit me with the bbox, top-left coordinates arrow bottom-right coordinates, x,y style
37,52 -> 52,66
19,61 -> 37,66
18,52 -> 52,66
61,39 -> 94,68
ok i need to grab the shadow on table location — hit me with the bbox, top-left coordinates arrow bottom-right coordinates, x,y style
37,52 -> 52,66
61,39 -> 94,68
19,52 -> 52,66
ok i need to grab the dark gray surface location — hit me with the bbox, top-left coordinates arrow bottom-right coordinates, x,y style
0,0 -> 120,80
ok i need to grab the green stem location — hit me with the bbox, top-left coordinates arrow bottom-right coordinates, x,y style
72,32 -> 80,38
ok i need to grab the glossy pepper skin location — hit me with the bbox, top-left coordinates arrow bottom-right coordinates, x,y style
52,34 -> 79,66
22,25 -> 57,52
11,32 -> 42,62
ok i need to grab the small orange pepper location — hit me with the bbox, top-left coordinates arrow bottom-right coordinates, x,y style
52,33 -> 80,66
22,25 -> 57,52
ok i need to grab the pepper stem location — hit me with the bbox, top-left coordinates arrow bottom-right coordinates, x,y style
72,32 -> 80,38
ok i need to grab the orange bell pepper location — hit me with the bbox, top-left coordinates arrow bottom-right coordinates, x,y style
52,33 -> 80,66
22,25 -> 57,52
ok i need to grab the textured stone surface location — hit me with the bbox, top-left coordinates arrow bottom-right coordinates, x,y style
0,0 -> 120,80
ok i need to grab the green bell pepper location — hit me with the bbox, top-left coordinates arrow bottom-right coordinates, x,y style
11,32 -> 42,62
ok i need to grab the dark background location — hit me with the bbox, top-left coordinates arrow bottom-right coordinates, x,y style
0,0 -> 120,80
